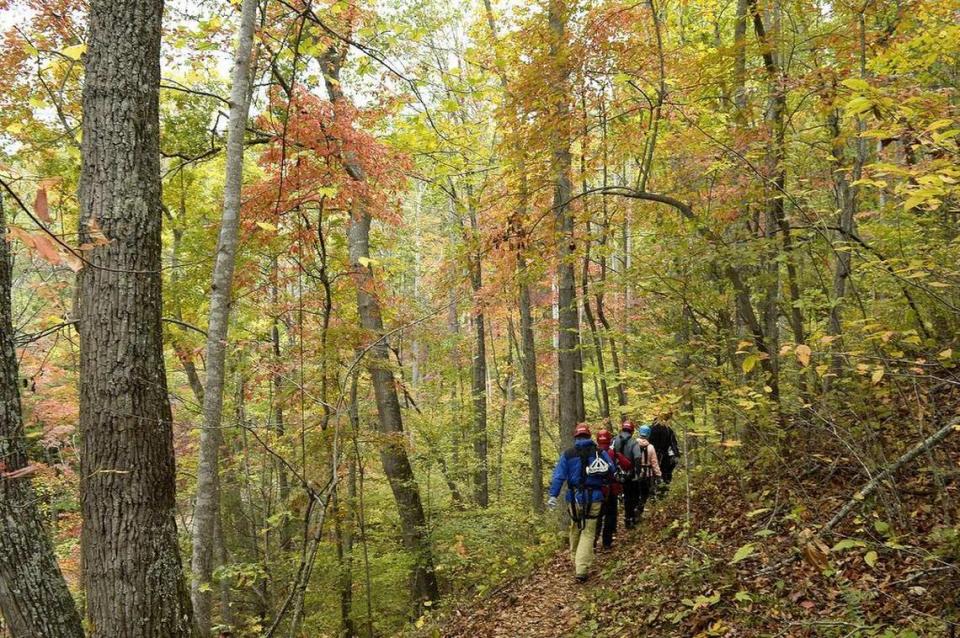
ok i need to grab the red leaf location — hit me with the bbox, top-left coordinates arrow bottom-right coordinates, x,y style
34,187 -> 51,223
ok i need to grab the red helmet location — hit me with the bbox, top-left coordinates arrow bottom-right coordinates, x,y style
596,429 -> 612,445
574,423 -> 591,438
621,420 -> 635,433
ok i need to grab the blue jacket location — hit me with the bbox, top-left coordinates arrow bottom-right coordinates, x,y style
549,438 -> 615,503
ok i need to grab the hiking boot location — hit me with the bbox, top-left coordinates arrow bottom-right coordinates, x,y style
575,574 -> 588,584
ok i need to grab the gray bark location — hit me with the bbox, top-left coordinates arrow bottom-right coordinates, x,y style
77,0 -> 194,634
517,253 -> 544,512
191,1 -> 258,634
1,197 -> 84,638
466,195 -> 489,507
549,0 -> 584,451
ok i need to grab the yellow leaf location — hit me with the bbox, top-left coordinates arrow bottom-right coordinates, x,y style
939,349 -> 953,360
872,367 -> 885,384
795,344 -> 812,367
358,256 -> 372,267
864,551 -> 878,568
255,221 -> 277,232
841,78 -> 870,92
62,44 -> 87,60
742,354 -> 759,374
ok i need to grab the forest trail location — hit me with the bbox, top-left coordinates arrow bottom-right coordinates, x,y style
438,513 -> 658,638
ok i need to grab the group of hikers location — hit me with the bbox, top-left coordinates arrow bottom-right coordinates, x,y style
547,412 -> 681,582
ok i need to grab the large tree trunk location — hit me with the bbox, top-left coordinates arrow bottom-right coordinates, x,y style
549,0 -> 584,451
320,44 -> 439,610
190,1 -> 258,634
77,0 -> 194,635
0,198 -> 84,638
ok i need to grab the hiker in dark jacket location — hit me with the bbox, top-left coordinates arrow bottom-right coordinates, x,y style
649,411 -> 681,494
547,423 -> 615,582
613,420 -> 643,528
594,429 -> 632,550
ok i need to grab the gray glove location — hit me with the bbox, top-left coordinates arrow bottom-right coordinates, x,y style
546,496 -> 558,509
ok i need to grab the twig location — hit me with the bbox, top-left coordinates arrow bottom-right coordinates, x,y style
822,416 -> 960,533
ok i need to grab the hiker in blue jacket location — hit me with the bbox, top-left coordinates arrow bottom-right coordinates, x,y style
547,423 -> 615,582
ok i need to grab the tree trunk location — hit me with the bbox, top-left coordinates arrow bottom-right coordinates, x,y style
191,1 -> 258,634
320,45 -> 439,609
0,197 -> 84,638
466,194 -> 489,508
77,1 -> 194,635
750,0 -> 787,413
481,0 -> 544,512
582,223 -> 610,420
517,253 -> 545,511
549,0 -> 584,451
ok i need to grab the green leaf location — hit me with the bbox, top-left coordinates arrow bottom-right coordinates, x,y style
742,354 -> 759,374
864,551 -> 878,567
831,538 -> 867,552
734,591 -> 753,603
731,543 -> 756,564
844,96 -> 873,116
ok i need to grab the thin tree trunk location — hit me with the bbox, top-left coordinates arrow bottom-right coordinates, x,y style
78,0 -> 194,635
168,198 -> 205,407
750,0 -> 787,414
191,1 -> 258,634
596,99 -> 627,415
271,258 -> 292,549
482,0 -> 544,512
466,192 -> 489,508
827,16 -> 867,378
1,197 -> 84,638
517,252 -> 544,511
320,45 -> 439,609
582,223 -> 610,420
733,0 -> 748,118
336,455 -> 357,638
550,0 -> 584,451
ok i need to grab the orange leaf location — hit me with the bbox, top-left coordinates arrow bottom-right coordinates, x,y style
34,187 -> 51,223
31,232 -> 64,266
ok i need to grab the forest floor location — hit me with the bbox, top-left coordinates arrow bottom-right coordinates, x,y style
425,436 -> 960,638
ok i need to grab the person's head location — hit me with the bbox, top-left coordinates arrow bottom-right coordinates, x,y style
621,420 -> 635,434
574,423 -> 591,439
596,429 -> 612,448
638,425 -> 652,439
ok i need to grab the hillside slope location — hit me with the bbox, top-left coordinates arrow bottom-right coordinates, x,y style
428,438 -> 960,638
